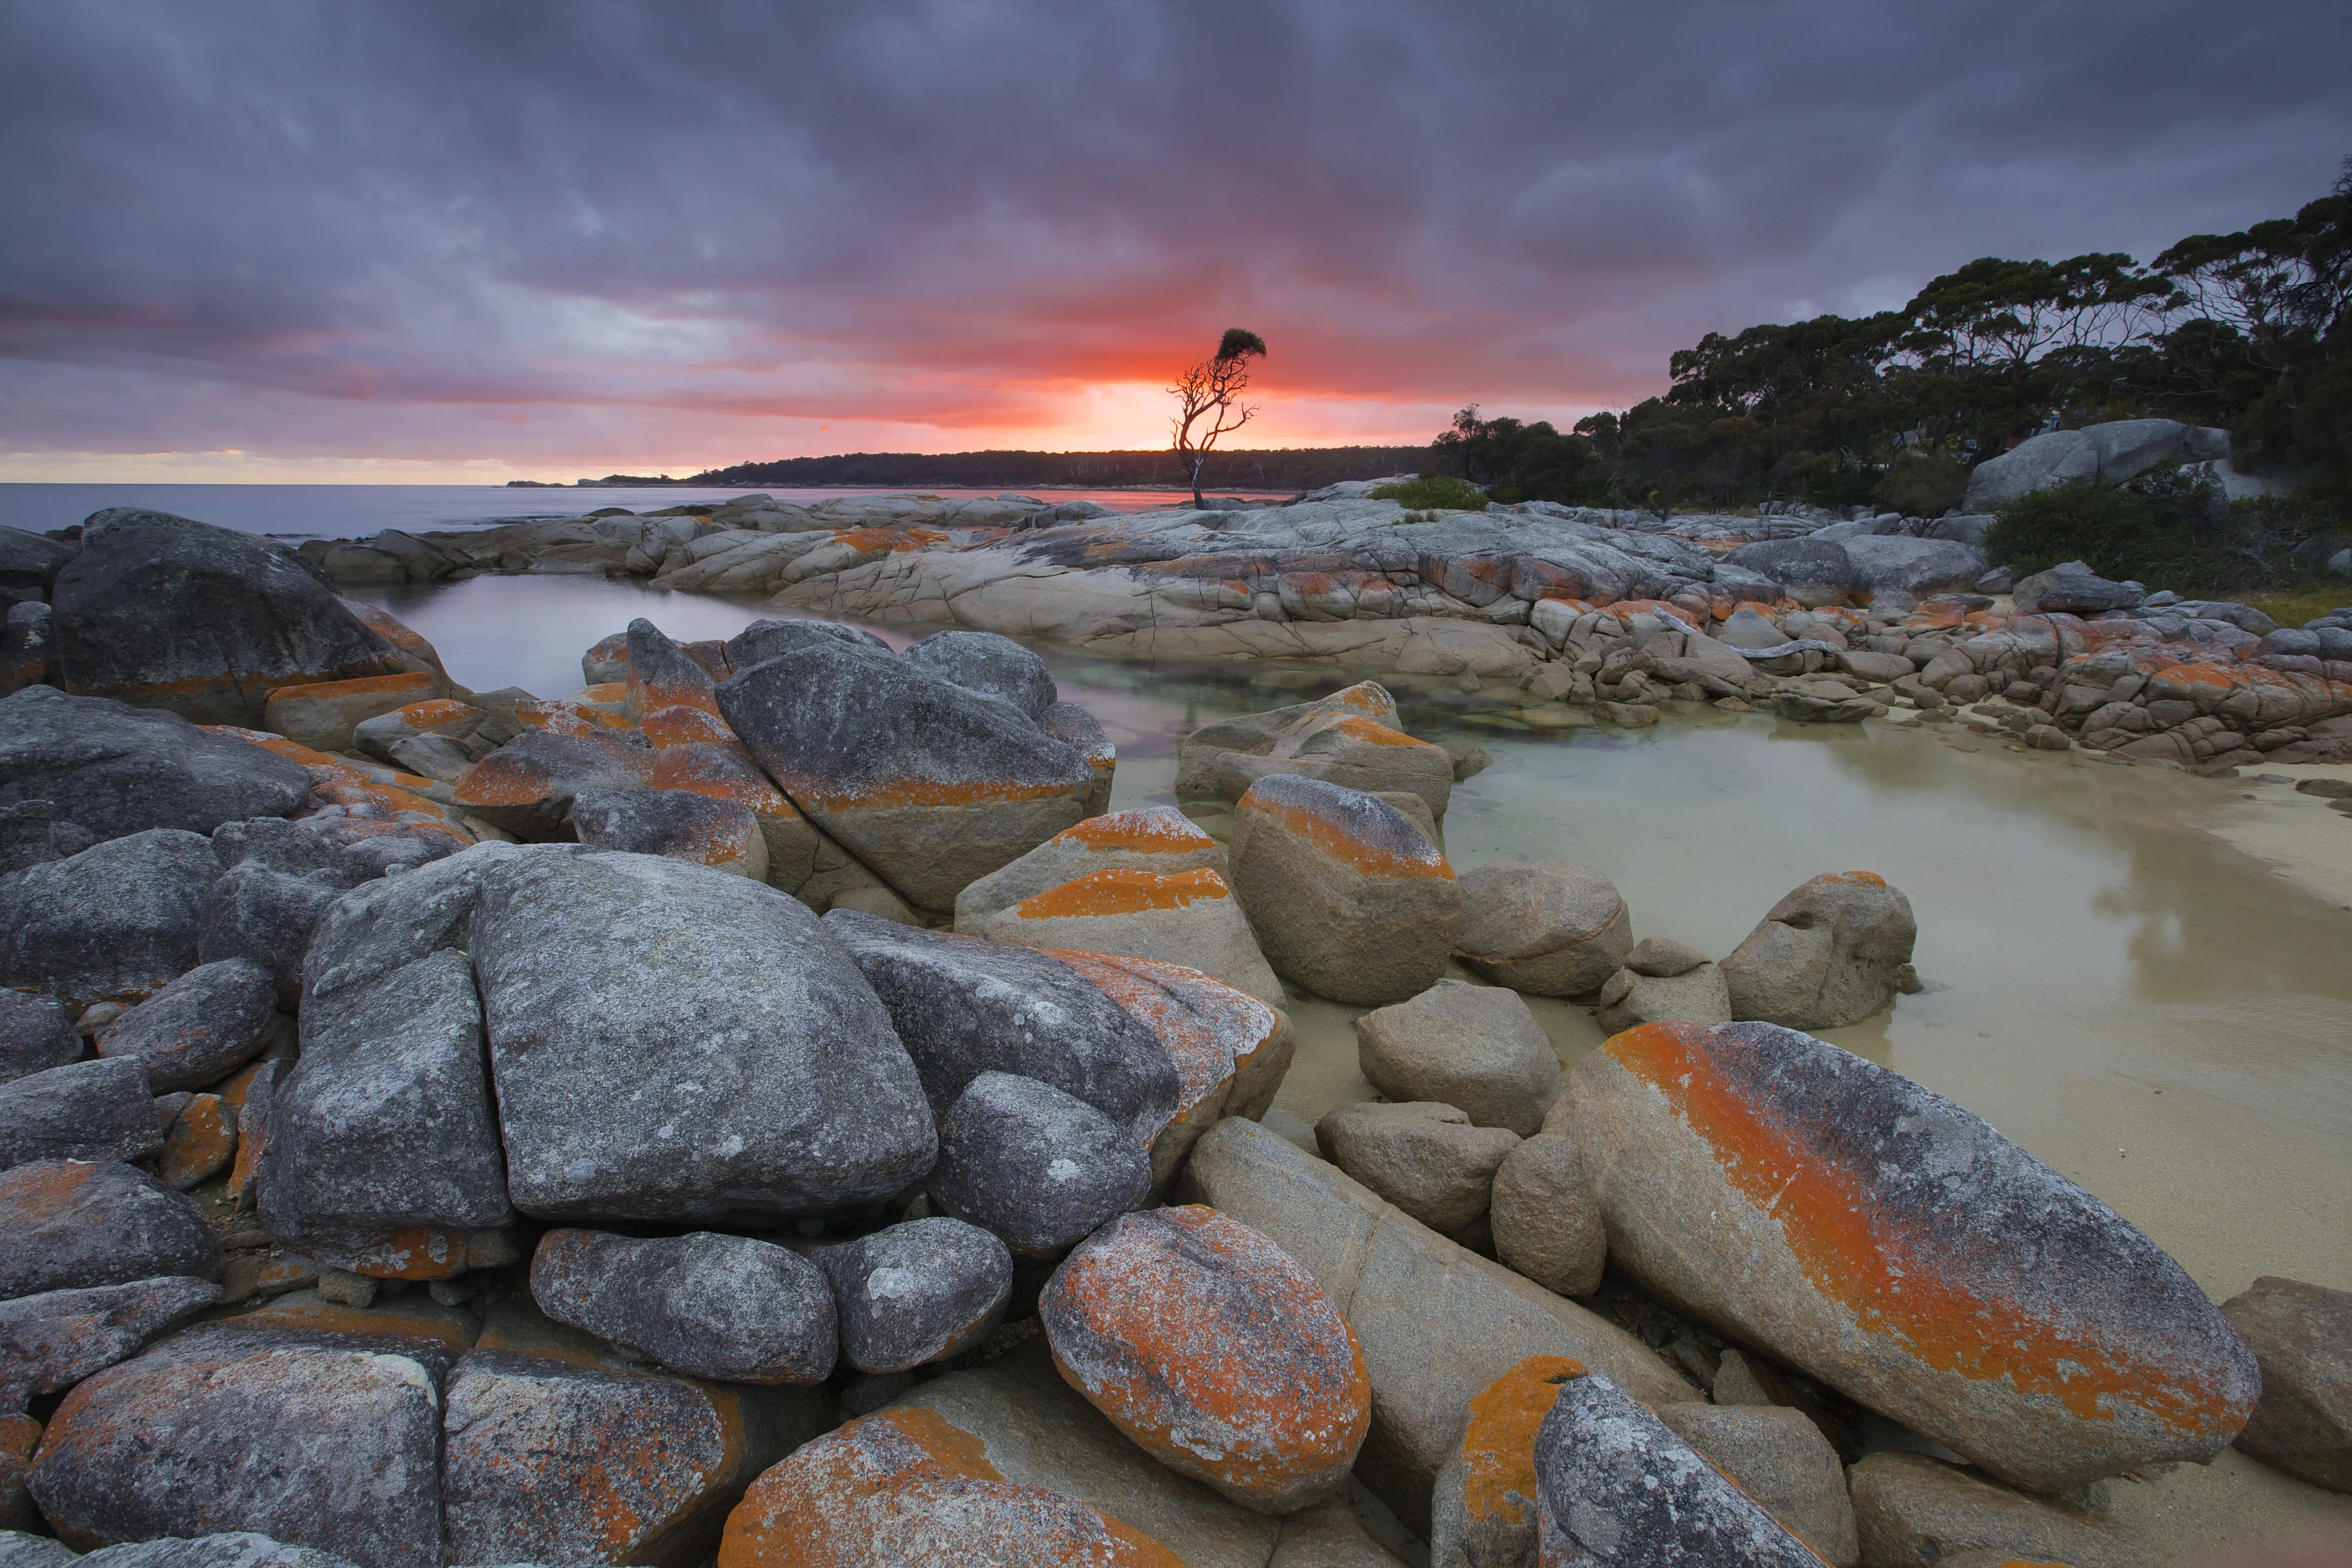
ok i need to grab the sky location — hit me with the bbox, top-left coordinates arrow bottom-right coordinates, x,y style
2,1 -> 2348,484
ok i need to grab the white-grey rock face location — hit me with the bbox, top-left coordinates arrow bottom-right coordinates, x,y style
1960,418 -> 2233,510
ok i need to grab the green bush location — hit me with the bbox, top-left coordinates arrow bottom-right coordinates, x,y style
1985,472 -> 2339,594
1872,451 -> 1970,517
1370,475 -> 1489,511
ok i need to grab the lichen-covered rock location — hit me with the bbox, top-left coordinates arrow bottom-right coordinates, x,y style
52,511 -> 404,725
717,641 -> 1097,912
92,958 -> 277,1093
981,868 -> 1282,1008
0,829 -> 222,1011
722,616 -> 890,671
1356,980 -> 1561,1137
159,1093 -> 237,1189
1486,1134 -> 1607,1300
0,991 -> 81,1084
567,787 -> 766,879
901,629 -> 1057,719
26,1323 -> 443,1568
623,619 -> 722,720
0,686 -> 311,841
1314,1103 -> 1519,1236
2220,1275 -> 2352,1493
823,912 -> 1179,1142
450,729 -> 647,841
1229,775 -> 1458,1006
715,1405 -> 1182,1568
1429,1355 -> 1584,1568
1564,1020 -> 2261,1491
1594,956 -> 1732,1034
1532,1372 -> 1827,1564
0,1275 -> 218,1405
1042,1206 -> 1370,1515
1720,871 -> 1917,1029
1845,1452 -> 2143,1568
442,1340 -> 814,1568
0,1059 -> 160,1170
1051,951 -> 1289,1190
928,1073 -> 1152,1259
817,1217 -> 1013,1375
258,946 -> 512,1273
0,1160 -> 220,1300
1450,861 -> 1632,998
1654,1403 -> 1857,1566
1035,703 -> 1117,818
261,673 -> 443,754
67,1534 -> 364,1568
530,1228 -> 837,1384
466,851 -> 936,1224
1178,682 -> 1451,818
952,806 -> 1228,931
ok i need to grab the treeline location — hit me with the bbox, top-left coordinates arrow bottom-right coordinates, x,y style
684,446 -> 1432,492
1430,160 -> 2352,516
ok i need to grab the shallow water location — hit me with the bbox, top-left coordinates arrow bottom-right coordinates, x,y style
356,574 -> 2352,1310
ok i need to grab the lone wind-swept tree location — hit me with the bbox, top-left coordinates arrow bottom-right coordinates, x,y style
1171,328 -> 1267,505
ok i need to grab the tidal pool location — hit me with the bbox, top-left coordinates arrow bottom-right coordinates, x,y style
358,573 -> 2352,1560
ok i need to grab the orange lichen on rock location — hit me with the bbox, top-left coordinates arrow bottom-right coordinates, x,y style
161,1093 -> 238,1188
642,704 -> 737,748
716,1406 -> 1180,1568
325,1225 -> 482,1281
1059,810 -> 1219,855
1817,869 -> 1887,888
1318,713 -> 1425,747
388,697 -> 481,729
1605,1021 -> 2249,1435
1455,1356 -> 1589,1529
769,772 -> 1087,815
242,1294 -> 480,1359
1012,867 -> 1232,922
1051,952 -> 1253,1109
1040,1206 -> 1369,1515
1241,789 -> 1452,880
517,697 -> 635,732
264,671 -> 436,704
643,744 -> 795,818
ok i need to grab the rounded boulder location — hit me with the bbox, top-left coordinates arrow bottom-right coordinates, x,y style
1451,861 -> 1632,998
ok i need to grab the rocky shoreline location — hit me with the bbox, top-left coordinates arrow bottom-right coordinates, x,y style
1,505 -> 2349,1567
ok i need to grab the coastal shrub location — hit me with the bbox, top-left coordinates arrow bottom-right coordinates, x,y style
1986,472 -> 2340,594
1370,476 -> 1489,511
1872,451 -> 1970,518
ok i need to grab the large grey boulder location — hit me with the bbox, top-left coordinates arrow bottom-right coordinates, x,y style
900,629 -> 1057,718
0,1160 -> 221,1300
0,1058 -> 161,1170
2011,559 -> 2146,615
25,1323 -> 442,1568
716,641 -> 1096,911
466,850 -> 936,1224
52,511 -> 404,725
817,1216 -> 1013,1374
93,958 -> 277,1093
529,1228 -> 836,1384
210,818 -> 366,884
1563,1019 -> 2259,1492
72,1535 -> 362,1568
197,866 -> 347,1008
1720,871 -> 1916,1030
1839,536 -> 1988,597
2220,1275 -> 2352,1493
1722,538 -> 1859,606
928,1071 -> 1152,1258
0,1275 -> 219,1406
0,828 -> 222,1011
258,947 -> 513,1268
0,990 -> 81,1083
1355,980 -> 1561,1137
1960,428 -> 2102,510
0,526 -> 77,603
1532,1374 -> 1824,1564
722,616 -> 889,670
0,687 -> 311,841
821,912 -> 1179,1142
0,1537 -> 72,1568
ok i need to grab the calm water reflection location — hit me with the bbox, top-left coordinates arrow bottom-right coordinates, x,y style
356,574 -> 2352,1300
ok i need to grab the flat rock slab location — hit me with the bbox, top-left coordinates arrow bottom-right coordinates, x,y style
67,1534 -> 364,1568
0,829 -> 222,1011
0,1160 -> 220,1300
27,1323 -> 442,1568
1564,1019 -> 2259,1491
0,1275 -> 219,1405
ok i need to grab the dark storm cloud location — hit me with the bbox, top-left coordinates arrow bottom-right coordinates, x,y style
0,0 -> 2346,467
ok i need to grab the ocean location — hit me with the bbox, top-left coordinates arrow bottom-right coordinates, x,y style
0,483 -> 1285,542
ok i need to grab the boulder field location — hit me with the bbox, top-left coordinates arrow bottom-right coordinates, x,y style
1,505 -> 2347,1565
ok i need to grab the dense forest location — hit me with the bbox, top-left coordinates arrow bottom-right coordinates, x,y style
681,446 -> 1430,492
1429,161 -> 2352,519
